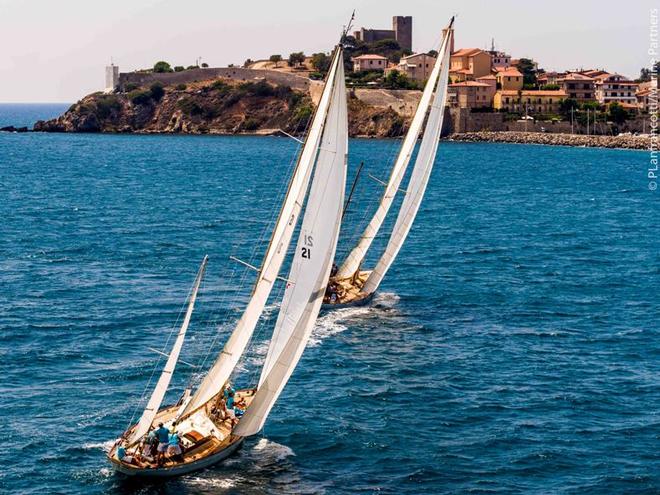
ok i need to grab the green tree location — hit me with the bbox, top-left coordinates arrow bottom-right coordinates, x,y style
149,82 -> 165,101
383,70 -> 416,89
269,54 -> 283,67
174,66 -> 185,72
310,52 -> 331,73
540,83 -> 560,90
201,62 -> 209,68
427,49 -> 438,58
516,58 -> 538,86
243,58 -> 253,68
153,61 -> 173,73
608,102 -> 629,124
288,52 -> 306,67
559,98 -> 579,116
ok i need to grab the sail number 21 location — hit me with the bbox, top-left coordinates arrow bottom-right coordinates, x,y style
302,234 -> 313,259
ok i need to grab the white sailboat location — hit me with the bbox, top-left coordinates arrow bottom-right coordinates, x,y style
108,42 -> 348,477
324,17 -> 454,308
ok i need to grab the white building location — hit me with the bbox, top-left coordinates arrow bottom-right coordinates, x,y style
594,73 -> 638,106
105,64 -> 119,93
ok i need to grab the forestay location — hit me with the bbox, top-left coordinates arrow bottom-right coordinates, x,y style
128,256 -> 208,445
235,48 -> 347,436
363,25 -> 452,294
177,46 -> 345,420
335,22 -> 451,280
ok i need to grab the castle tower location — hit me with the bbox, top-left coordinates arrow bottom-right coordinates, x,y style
105,64 -> 119,93
393,16 -> 412,51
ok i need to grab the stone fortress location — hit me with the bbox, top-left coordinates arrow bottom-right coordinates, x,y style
353,16 -> 412,51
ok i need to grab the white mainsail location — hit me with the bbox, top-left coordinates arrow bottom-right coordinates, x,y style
362,25 -> 452,294
128,256 -> 208,445
178,47 -> 345,419
235,49 -> 347,436
335,19 -> 454,280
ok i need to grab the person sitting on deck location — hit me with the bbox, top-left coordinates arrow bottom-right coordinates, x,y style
117,445 -> 144,467
226,390 -> 240,426
223,383 -> 236,400
154,422 -> 170,466
167,430 -> 184,463
233,396 -> 247,418
330,263 -> 338,278
325,283 -> 339,304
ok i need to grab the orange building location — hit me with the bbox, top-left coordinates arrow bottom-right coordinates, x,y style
560,73 -> 596,101
495,67 -> 523,91
449,48 -> 492,81
448,81 -> 495,109
494,89 -> 567,114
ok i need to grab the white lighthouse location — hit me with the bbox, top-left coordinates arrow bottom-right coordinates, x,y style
105,63 -> 119,93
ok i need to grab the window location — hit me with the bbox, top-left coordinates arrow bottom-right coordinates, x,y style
505,97 -> 510,103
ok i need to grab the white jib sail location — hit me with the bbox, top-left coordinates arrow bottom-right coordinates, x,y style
362,26 -> 452,295
178,47 -> 344,419
336,22 -> 454,280
128,255 -> 208,445
234,50 -> 347,437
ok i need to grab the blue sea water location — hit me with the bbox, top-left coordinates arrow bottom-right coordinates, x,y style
0,105 -> 659,494
0,103 -> 71,129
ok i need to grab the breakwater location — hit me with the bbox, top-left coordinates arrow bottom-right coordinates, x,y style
449,131 -> 652,150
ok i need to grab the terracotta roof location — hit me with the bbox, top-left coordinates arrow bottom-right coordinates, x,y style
450,68 -> 474,74
562,72 -> 594,81
450,81 -> 490,87
451,48 -> 484,57
353,54 -> 388,61
401,53 -> 436,62
477,74 -> 497,80
496,68 -> 523,77
636,88 -> 652,96
498,89 -> 568,97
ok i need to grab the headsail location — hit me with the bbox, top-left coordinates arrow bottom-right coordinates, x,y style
178,46 -> 345,419
335,17 -> 455,280
128,255 -> 208,445
362,23 -> 452,294
235,47 -> 347,436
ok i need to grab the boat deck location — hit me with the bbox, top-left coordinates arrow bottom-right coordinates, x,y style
324,270 -> 372,305
110,388 -> 256,473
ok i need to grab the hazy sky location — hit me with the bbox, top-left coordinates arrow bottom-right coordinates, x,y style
0,0 -> 656,102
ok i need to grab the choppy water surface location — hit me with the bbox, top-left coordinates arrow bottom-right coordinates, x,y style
0,127 -> 658,494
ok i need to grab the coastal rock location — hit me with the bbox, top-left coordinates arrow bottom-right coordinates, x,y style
0,125 -> 29,132
34,79 -> 409,138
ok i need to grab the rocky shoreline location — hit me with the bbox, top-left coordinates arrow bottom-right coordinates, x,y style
449,131 -> 651,150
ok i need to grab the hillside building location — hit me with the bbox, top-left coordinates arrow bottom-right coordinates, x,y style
495,67 -> 523,91
352,54 -> 388,72
560,73 -> 596,101
494,89 -> 567,114
448,81 -> 495,109
594,73 -> 638,105
449,48 -> 492,81
387,53 -> 436,82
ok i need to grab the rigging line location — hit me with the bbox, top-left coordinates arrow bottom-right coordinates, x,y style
188,93 -> 315,384
125,261 -> 201,431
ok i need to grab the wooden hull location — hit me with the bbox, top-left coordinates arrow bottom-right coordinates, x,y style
110,437 -> 244,478
109,388 -> 256,478
321,291 -> 374,310
323,270 -> 373,309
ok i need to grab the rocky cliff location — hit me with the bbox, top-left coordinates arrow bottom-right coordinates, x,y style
34,79 -> 407,138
